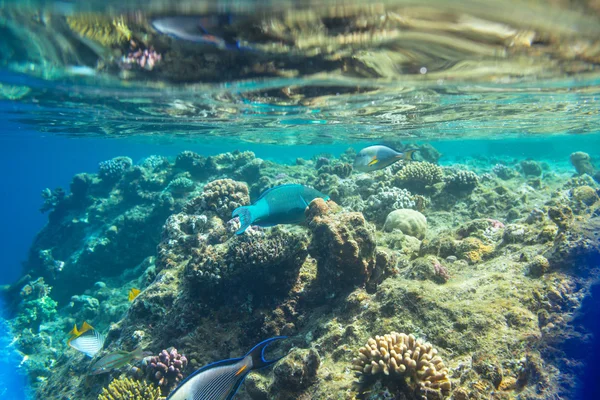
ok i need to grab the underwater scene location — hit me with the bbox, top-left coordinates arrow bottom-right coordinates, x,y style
1,0 -> 600,399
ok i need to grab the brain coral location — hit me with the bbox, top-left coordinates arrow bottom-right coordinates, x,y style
184,179 -> 249,220
97,377 -> 160,400
383,209 -> 427,239
395,162 -> 444,192
352,332 -> 451,397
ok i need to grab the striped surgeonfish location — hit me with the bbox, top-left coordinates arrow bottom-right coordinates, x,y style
166,337 -> 287,400
89,346 -> 145,375
67,321 -> 105,358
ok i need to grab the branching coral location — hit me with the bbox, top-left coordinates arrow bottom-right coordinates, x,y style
97,377 -> 160,400
184,179 -> 249,220
352,332 -> 451,398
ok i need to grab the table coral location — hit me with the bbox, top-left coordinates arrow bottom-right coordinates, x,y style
352,332 -> 451,398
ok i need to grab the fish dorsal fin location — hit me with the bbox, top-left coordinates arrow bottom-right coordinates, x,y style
68,322 -> 93,344
256,184 -> 300,201
69,324 -> 80,337
79,322 -> 94,335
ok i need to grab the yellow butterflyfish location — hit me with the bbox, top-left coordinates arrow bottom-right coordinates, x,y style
67,321 -> 105,358
128,288 -> 141,301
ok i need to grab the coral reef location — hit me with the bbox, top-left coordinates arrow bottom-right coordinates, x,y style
444,170 -> 479,193
492,163 -> 519,180
97,377 -> 160,400
352,332 -> 451,398
383,209 -> 427,239
8,146 -> 600,400
570,151 -> 595,175
184,178 -> 249,220
98,156 -> 133,181
306,198 -> 377,290
66,14 -> 131,46
520,160 -> 543,177
394,162 -> 444,193
363,187 -> 416,224
142,348 -> 188,393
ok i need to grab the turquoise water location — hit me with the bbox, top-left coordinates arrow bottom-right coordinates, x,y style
1,1 -> 600,399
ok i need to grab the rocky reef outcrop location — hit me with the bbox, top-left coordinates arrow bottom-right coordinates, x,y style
6,146 -> 600,400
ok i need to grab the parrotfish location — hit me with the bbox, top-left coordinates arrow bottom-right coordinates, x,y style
89,346 -> 145,375
166,337 -> 286,400
353,145 -> 417,172
128,287 -> 141,302
232,184 -> 329,235
67,322 -> 105,358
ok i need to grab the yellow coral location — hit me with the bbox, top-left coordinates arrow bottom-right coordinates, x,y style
97,377 -> 160,400
457,237 -> 493,264
67,14 -> 131,46
352,332 -> 451,396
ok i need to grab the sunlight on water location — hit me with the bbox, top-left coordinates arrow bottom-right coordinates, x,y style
0,0 -> 599,142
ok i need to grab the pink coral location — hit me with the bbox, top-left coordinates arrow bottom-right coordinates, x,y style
143,347 -> 187,391
121,40 -> 161,70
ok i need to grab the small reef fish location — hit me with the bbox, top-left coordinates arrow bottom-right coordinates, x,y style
67,321 -> 105,358
89,346 -> 145,375
151,15 -> 245,51
128,288 -> 141,301
232,184 -> 329,235
166,337 -> 286,400
353,145 -> 417,172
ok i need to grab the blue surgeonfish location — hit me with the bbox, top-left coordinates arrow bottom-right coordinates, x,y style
232,184 -> 329,235
353,145 -> 417,172
67,321 -> 105,358
166,337 -> 287,400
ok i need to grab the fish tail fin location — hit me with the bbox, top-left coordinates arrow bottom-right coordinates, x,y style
247,337 -> 287,370
232,206 -> 254,235
403,149 -> 418,161
131,346 -> 145,360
